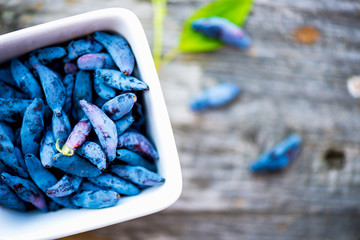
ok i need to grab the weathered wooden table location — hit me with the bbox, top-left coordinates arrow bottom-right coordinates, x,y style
1,0 -> 360,239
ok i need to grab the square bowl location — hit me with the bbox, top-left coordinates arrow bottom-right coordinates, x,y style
0,8 -> 182,240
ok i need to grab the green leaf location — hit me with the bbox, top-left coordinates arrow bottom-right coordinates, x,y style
179,0 -> 253,52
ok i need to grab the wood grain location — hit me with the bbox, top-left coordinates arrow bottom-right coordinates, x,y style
1,0 -> 360,239
61,211 -> 360,240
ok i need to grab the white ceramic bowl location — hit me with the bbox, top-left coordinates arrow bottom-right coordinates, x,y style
0,8 -> 182,240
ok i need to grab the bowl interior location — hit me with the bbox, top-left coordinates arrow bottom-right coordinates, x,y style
0,8 -> 182,240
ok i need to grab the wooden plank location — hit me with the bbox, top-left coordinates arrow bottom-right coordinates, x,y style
60,211 -> 360,240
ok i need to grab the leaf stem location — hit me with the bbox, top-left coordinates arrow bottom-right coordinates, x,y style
152,0 -> 167,71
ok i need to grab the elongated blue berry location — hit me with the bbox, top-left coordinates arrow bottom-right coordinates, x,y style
95,69 -> 148,91
77,141 -> 106,171
46,174 -> 82,197
65,39 -> 103,61
28,46 -> 67,66
111,165 -> 165,187
77,53 -> 116,70
0,98 -> 32,123
115,112 -> 135,136
72,190 -> 120,209
52,153 -> 102,177
118,132 -> 159,160
20,98 -> 44,155
10,59 -> 43,98
79,100 -> 117,161
101,93 -> 137,121
62,74 -> 75,116
190,82 -> 241,112
52,110 -> 71,147
40,127 -> 56,168
1,172 -> 48,211
34,64 -> 66,115
250,134 -> 302,172
0,179 -> 27,211
25,153 -> 58,192
93,31 -> 135,75
116,149 -> 156,171
58,117 -> 91,156
72,70 -> 92,121
88,173 -> 139,196
192,17 -> 251,48
94,77 -> 117,100
25,153 -> 77,208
